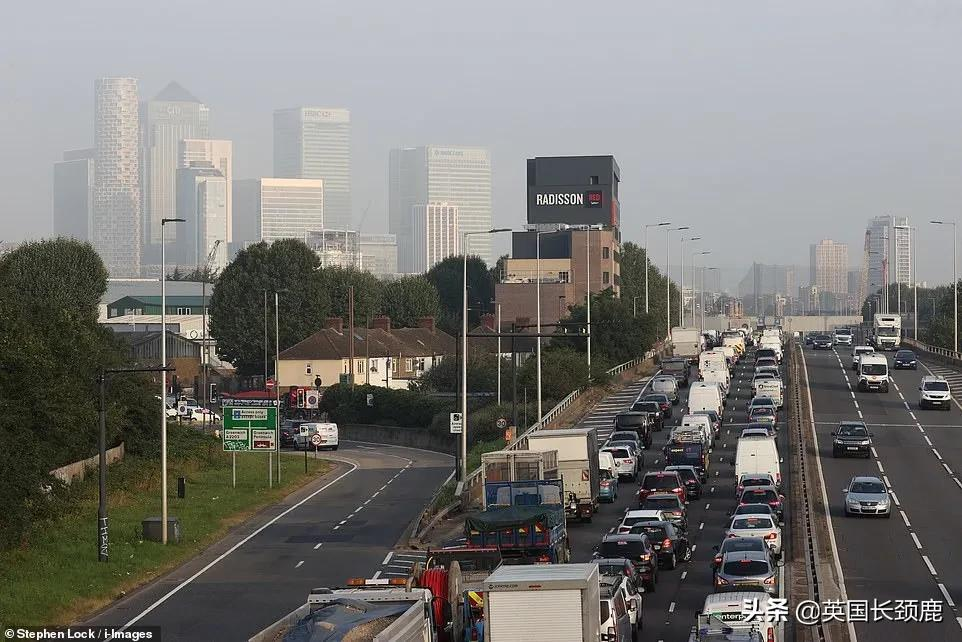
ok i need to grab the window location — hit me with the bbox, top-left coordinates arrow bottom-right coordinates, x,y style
415,358 -> 426,372
391,358 -> 399,375
558,271 -> 569,283
590,175 -> 599,185
305,363 -> 312,375
176,307 -> 192,315
405,358 -> 413,372
356,359 -> 364,373
603,271 -> 610,285
342,359 -> 350,374
602,246 -> 610,259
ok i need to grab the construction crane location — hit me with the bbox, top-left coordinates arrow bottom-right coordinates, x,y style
200,240 -> 222,430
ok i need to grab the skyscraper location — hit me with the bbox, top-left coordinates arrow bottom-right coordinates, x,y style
892,216 -> 912,285
232,178 -> 323,247
94,77 -> 142,277
181,139 -> 232,241
810,240 -> 848,311
141,82 -> 209,250
389,146 -> 492,272
412,202 -> 460,272
53,149 -> 94,240
359,234 -> 398,277
175,163 -> 228,273
866,215 -> 890,295
273,108 -> 351,230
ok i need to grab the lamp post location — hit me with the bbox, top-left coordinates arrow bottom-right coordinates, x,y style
632,296 -> 643,317
493,300 -> 502,406
912,226 -> 918,340
461,228 -> 511,482
692,251 -> 711,329
666,226 -> 689,339
703,267 -> 719,333
679,236 -> 701,327
160,217 -> 184,545
931,220 -> 958,352
535,227 -> 557,429
644,222 -> 671,314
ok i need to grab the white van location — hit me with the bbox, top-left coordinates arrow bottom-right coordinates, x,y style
689,382 -> 724,415
680,414 -> 713,450
717,345 -> 737,367
857,353 -> 890,392
696,591 -> 780,642
759,337 -> 783,362
735,436 -> 782,489
701,368 -> 731,396
598,450 -> 617,477
651,375 -> 680,405
295,422 -> 339,450
699,352 -> 728,378
755,379 -> 783,408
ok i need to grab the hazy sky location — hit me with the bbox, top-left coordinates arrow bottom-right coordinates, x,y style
4,0 -> 962,289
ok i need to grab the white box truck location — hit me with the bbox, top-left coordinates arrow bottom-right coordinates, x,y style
526,428 -> 600,521
873,314 -> 902,351
671,327 -> 704,362
483,563 -> 601,642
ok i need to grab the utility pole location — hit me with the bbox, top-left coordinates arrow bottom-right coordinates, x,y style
349,286 -> 355,387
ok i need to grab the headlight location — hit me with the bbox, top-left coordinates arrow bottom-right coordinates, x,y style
860,440 -> 871,446
847,498 -> 859,506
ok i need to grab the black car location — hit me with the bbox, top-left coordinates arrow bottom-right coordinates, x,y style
664,465 -> 703,499
643,394 -> 672,419
804,333 -> 814,345
660,358 -> 690,387
832,421 -> 873,458
279,428 -> 296,448
629,520 -> 691,569
893,350 -> 918,370
613,412 -> 653,448
596,533 -> 659,591
629,401 -> 665,432
812,334 -> 833,350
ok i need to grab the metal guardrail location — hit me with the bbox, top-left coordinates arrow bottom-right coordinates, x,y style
903,337 -> 962,362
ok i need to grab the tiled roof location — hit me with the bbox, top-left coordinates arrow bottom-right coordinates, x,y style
279,327 -> 455,361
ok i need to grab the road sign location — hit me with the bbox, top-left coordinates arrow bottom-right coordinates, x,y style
310,433 -> 323,447
306,391 -> 319,409
366,394 -> 374,407
266,378 -> 275,390
449,412 -> 463,434
496,417 -> 508,429
222,405 -> 277,451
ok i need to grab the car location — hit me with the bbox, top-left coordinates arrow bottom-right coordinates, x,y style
599,575 -> 634,642
652,375 -> 680,405
893,349 -> 918,369
744,422 -> 776,437
843,475 -> 892,517
753,365 -> 780,381
852,345 -> 875,370
664,465 -> 702,499
611,414 -> 653,449
714,550 -> 781,597
596,533 -> 659,592
607,441 -> 644,470
831,421 -> 872,458
638,492 -> 688,532
711,536 -> 771,577
740,427 -> 773,439
629,520 -> 691,569
599,468 -> 619,503
601,446 -> 640,482
747,406 -> 777,428
725,513 -> 782,557
608,430 -> 642,450
617,509 -> 671,534
638,472 -> 687,505
750,373 -> 777,396
185,407 -> 221,422
736,473 -> 777,499
746,396 -> 777,418
919,376 -> 953,410
737,485 -> 784,523
732,503 -> 774,518
812,334 -> 833,350
756,348 -> 778,363
755,357 -> 778,371
165,403 -> 179,419
833,328 -> 854,346
643,393 -> 673,419
279,427 -> 296,448
804,333 -> 814,345
691,409 -> 722,438
629,401 -> 665,432
593,557 -> 644,593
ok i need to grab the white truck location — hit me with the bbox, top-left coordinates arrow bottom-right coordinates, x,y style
249,582 -> 438,642
873,314 -> 902,351
526,428 -> 600,522
671,327 -> 704,362
483,563 -> 601,642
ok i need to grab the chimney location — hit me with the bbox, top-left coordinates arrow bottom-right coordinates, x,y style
416,316 -> 436,332
480,313 -> 496,331
371,316 -> 391,332
325,317 -> 344,333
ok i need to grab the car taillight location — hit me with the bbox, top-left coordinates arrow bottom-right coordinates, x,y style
625,459 -> 633,464
662,538 -> 672,549
713,555 -> 722,565
672,487 -> 683,494
769,500 -> 780,506
764,575 -> 776,585
537,555 -> 551,563
765,532 -> 778,540
639,553 -> 651,562
768,628 -> 775,642
715,575 -> 729,585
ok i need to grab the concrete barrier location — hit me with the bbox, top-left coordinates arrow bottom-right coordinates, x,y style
50,443 -> 125,485
340,424 -> 456,454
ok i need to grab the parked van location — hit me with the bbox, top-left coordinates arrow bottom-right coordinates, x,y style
689,382 -> 725,415
735,436 -> 781,489
294,422 -> 339,450
857,353 -> 890,392
651,375 -> 680,405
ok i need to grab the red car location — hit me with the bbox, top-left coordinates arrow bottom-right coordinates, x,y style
638,471 -> 687,504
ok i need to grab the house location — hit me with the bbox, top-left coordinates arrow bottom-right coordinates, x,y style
105,295 -> 210,319
278,316 -> 454,390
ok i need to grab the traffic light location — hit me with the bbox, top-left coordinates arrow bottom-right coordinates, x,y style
296,389 -> 306,408
209,383 -> 218,404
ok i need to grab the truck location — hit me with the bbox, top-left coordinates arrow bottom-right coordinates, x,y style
526,428 -> 600,522
671,327 -> 704,362
482,563 -> 600,642
481,449 -> 559,509
873,313 -> 902,351
249,581 -> 439,642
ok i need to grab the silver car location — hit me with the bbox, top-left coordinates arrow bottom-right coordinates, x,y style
725,513 -> 783,557
713,550 -> 781,597
843,476 -> 892,517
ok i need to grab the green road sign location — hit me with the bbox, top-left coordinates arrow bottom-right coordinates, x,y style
222,404 -> 277,452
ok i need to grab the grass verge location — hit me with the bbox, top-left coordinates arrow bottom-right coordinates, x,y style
0,428 -> 334,627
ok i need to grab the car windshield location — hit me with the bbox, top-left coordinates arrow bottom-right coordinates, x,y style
646,395 -> 669,403
752,398 -> 775,406
662,361 -> 686,373
735,504 -> 772,515
599,539 -> 647,558
754,373 -> 774,380
596,562 -> 626,577
751,408 -> 774,417
733,517 -> 774,529
634,525 -> 668,539
600,469 -> 614,480
634,402 -> 661,413
721,539 -> 765,554
924,381 -> 950,392
855,348 -> 873,356
838,424 -> 868,437
741,477 -> 771,487
851,481 -> 886,494
742,489 -> 778,503
815,335 -> 831,341
862,364 -> 887,375
611,432 -> 638,441
615,415 -> 646,427
896,351 -> 915,359
877,327 -> 899,336
836,329 -> 852,336
606,448 -> 631,459
723,560 -> 771,576
643,496 -> 680,509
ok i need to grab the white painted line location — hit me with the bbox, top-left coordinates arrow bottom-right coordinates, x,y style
699,522 -> 705,530
955,479 -> 962,490
870,447 -> 878,458
910,532 -> 922,549
710,487 -> 715,493
939,584 -> 957,608
883,475 -> 891,488
853,400 -> 859,409
372,491 -> 380,498
857,410 -> 863,419
680,571 -> 688,580
363,498 -> 372,505
314,542 -> 323,550
923,555 -> 938,576
956,616 -> 962,631
382,552 -> 393,565
372,570 -> 382,579
356,505 -> 365,512
944,463 -> 954,475
900,511 -> 911,527
876,460 -> 884,473
333,525 -> 341,530
379,484 -> 388,491
705,503 -> 710,510
934,449 -> 943,460
890,491 -> 900,506
668,602 -> 676,613
295,560 -> 304,568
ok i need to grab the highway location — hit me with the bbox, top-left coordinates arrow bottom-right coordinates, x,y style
566,349 -> 792,641
802,339 -> 962,640
86,442 -> 451,641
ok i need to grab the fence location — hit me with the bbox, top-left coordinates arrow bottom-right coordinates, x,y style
49,443 -> 125,485
903,337 -> 962,365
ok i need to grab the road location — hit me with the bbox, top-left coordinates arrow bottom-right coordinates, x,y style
566,350 -> 792,641
86,442 -> 451,641
802,339 -> 962,639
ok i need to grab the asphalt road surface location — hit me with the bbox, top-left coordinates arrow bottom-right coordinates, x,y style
566,350 -> 792,641
803,340 -> 962,640
86,442 -> 452,641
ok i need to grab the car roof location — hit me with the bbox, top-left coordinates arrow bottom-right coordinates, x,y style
730,513 -> 775,522
720,536 -> 766,548
616,411 -> 645,417
644,471 -> 681,479
644,492 -> 682,502
740,485 -> 778,494
664,465 -> 698,472
626,509 -> 667,518
593,557 -> 631,567
838,420 -> 867,427
721,550 -> 771,563
602,532 -> 648,542
851,475 -> 884,484
921,375 -> 946,382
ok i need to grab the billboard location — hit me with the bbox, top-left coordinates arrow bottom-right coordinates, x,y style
526,156 -> 620,228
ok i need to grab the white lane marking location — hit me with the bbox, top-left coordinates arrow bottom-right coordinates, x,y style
699,522 -> 705,531
853,400 -> 859,409
680,571 -> 688,580
944,463 -> 954,475
115,459 -> 359,631
333,525 -> 341,530
883,475 -> 891,488
857,410 -> 863,419
314,542 -> 323,550
876,460 -> 884,473
295,560 -> 304,568
705,503 -> 711,510
900,511 -> 911,527
955,478 -> 962,490
355,505 -> 365,512
890,491 -> 900,507
903,402 -> 910,410
924,436 -> 933,446
870,447 -> 878,458
382,552 -> 393,565
910,532 -> 923,549
933,449 -> 943,460
668,601 -> 676,613
372,570 -> 382,579
923,555 -> 938,576
939,584 -> 957,608
379,484 -> 388,491
691,544 -> 697,552
957,616 -> 962,631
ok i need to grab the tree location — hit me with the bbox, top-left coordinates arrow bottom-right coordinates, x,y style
380,276 -> 442,328
320,267 -> 385,322
426,255 -> 494,333
518,347 -> 589,402
209,240 -> 330,375
555,290 -> 658,365
413,351 -> 501,394
618,241 -> 678,339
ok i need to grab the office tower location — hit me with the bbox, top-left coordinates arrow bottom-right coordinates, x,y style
175,163 -> 228,273
359,234 -> 398,277
232,178 -> 323,247
141,82 -> 209,251
273,108 -> 351,230
892,216 -> 911,285
866,215 -> 890,295
53,149 -> 94,240
94,77 -> 142,277
810,240 -> 848,313
389,146 -> 492,272
412,202 -> 460,272
181,139 -> 232,241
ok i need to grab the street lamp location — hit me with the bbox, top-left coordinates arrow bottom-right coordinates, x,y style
666,226 -> 689,339
644,222 -> 671,314
931,220 -> 958,352
692,251 -> 711,327
535,227 -> 559,430
702,267 -> 719,333
461,228 -> 511,481
160,217 -> 185,545
560,223 -> 602,381
679,236 -> 701,326
632,296 -> 643,317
